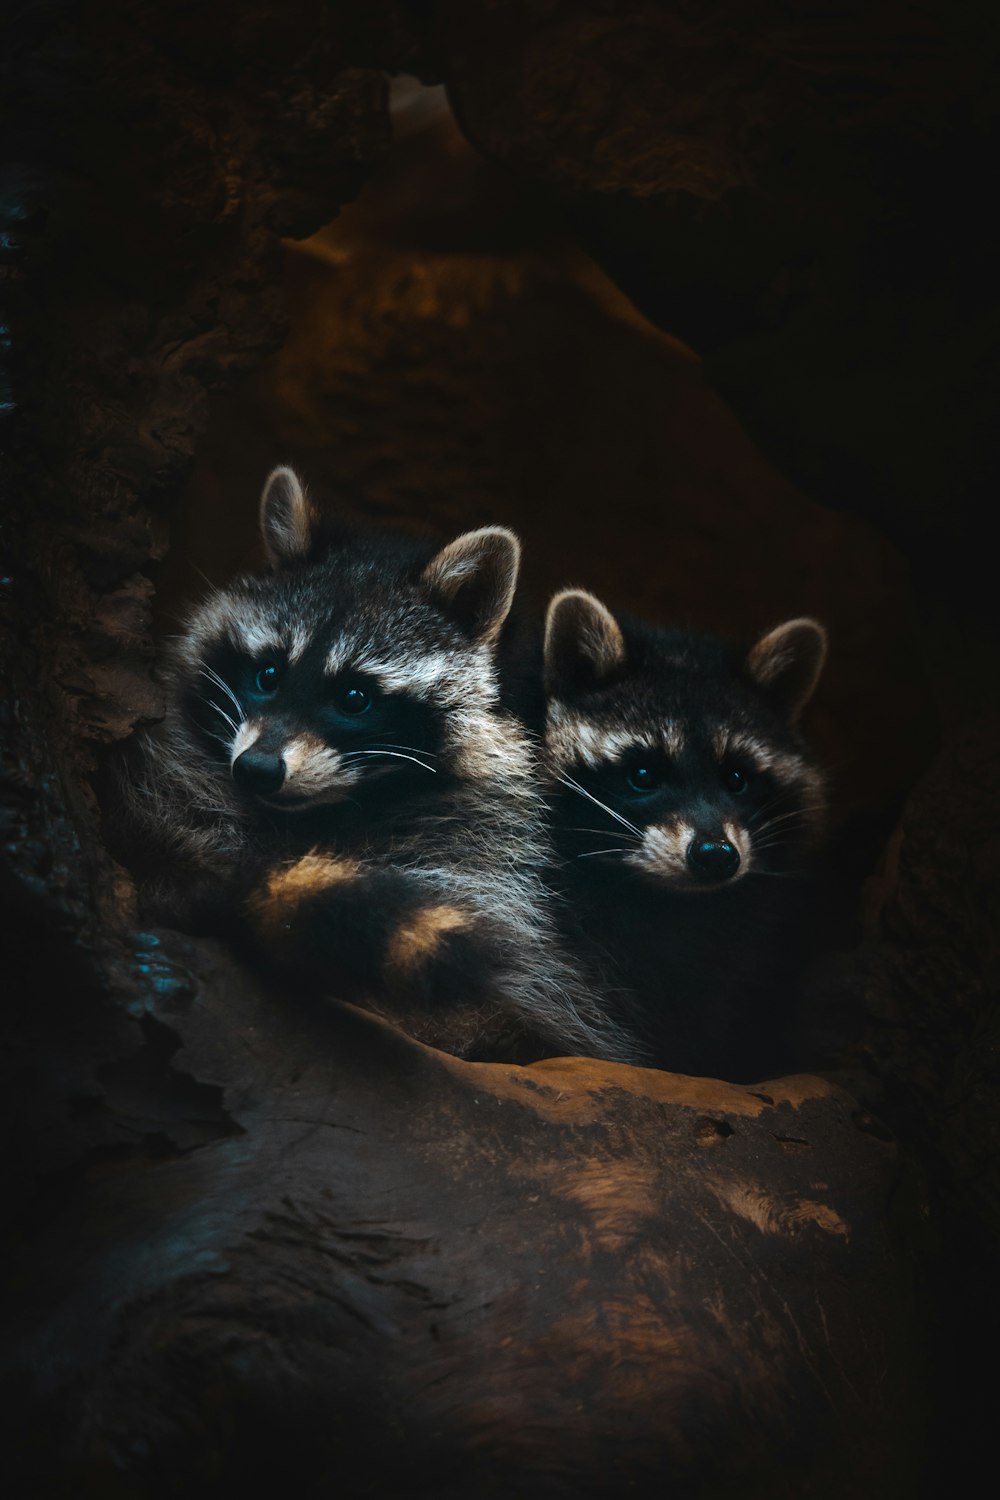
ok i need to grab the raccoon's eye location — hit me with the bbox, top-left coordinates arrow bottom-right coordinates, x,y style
724,765 -> 749,794
255,663 -> 281,694
627,765 -> 661,794
338,685 -> 372,716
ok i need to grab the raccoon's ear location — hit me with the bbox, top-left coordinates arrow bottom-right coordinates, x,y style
420,526 -> 521,645
544,589 -> 627,699
745,617 -> 827,722
259,466 -> 315,567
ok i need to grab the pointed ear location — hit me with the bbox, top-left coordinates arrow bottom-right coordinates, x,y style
745,617 -> 827,722
420,526 -> 521,645
544,589 -> 627,700
259,466 -> 315,567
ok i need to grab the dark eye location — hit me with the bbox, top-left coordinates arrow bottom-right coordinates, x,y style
627,765 -> 661,794
724,765 -> 749,794
255,663 -> 281,694
338,685 -> 372,716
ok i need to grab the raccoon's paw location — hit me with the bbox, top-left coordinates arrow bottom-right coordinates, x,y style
247,855 -> 503,1003
382,901 -> 509,1007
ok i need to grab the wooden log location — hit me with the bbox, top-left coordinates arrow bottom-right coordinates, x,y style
6,934 -> 925,1497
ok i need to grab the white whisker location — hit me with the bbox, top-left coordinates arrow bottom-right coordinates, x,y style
194,691 -> 239,736
366,743 -> 439,759
753,810 -> 817,837
565,827 -> 633,841
558,773 -> 642,839
751,831 -> 812,854
200,666 -> 246,723
752,804 -> 822,832
341,750 -> 436,774
750,788 -> 821,820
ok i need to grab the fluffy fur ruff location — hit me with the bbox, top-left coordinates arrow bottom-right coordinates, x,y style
538,589 -> 830,1081
111,470 -> 640,1066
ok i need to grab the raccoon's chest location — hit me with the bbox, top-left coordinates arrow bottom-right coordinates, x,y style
573,879 -> 794,1076
264,779 -> 464,862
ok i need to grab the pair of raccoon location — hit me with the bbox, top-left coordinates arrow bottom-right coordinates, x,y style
118,464 -> 827,1078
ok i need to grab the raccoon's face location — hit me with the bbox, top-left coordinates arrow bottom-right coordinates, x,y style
542,590 -> 827,891
171,468 -> 521,811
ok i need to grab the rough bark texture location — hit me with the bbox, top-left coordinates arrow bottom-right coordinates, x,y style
2,0 -> 998,1493
7,950 -> 924,1497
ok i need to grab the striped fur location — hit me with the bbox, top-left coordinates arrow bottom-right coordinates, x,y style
113,470 -> 639,1065
539,589 -> 830,1080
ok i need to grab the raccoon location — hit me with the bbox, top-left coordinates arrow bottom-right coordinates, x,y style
114,469 -> 638,1065
539,588 -> 829,1081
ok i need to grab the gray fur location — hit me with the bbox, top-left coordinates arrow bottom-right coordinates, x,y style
537,589 -> 830,1079
114,474 -> 640,1065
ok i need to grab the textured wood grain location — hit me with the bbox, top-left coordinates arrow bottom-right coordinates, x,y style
5,936 -> 924,1496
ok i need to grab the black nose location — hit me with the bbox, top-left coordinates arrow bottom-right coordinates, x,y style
686,838 -> 740,883
232,748 -> 285,797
